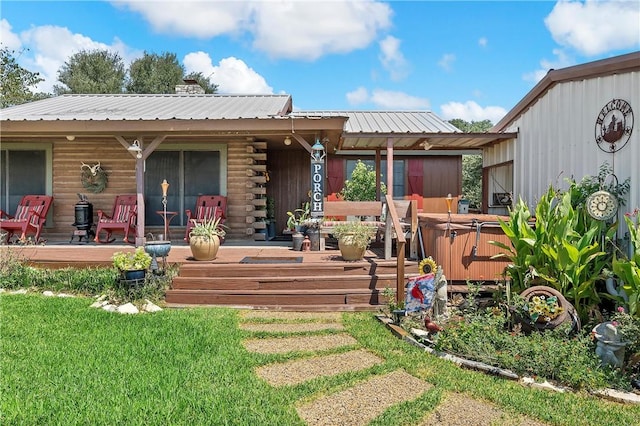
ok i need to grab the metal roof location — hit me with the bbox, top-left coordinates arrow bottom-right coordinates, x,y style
294,110 -> 515,150
293,111 -> 460,133
1,93 -> 293,121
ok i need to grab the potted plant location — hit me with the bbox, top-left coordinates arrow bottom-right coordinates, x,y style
112,247 -> 152,280
189,216 -> 226,261
332,221 -> 376,261
286,201 -> 310,232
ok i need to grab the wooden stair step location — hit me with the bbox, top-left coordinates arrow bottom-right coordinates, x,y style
165,288 -> 386,306
171,274 -> 415,290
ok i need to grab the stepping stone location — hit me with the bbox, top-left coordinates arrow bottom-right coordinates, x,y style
243,333 -> 357,354
240,322 -> 345,333
241,311 -> 343,321
256,349 -> 383,387
419,392 -> 550,426
297,370 -> 432,426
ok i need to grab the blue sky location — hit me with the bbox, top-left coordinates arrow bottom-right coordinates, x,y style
2,1 -> 639,124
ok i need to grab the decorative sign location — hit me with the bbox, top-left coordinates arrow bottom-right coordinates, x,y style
594,99 -> 634,153
310,160 -> 324,218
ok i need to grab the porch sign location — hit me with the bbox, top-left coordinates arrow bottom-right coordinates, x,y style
310,141 -> 326,218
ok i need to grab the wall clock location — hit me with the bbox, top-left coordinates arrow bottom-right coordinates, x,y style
586,190 -> 618,221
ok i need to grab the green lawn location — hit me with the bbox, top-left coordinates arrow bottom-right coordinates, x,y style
1,294 -> 638,425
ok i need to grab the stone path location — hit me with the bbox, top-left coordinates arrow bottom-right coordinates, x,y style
239,311 -> 550,426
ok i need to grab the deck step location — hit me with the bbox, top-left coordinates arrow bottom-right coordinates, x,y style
165,288 -> 387,306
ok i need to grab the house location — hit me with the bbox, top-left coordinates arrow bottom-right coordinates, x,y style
484,51 -> 639,222
1,90 -> 513,244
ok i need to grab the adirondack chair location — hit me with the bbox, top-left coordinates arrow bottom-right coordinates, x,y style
184,195 -> 227,242
94,195 -> 137,244
0,195 -> 53,243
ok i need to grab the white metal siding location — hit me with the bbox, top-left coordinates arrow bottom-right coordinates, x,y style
487,70 -> 639,217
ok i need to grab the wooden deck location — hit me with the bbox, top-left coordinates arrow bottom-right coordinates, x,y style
8,238 -> 419,311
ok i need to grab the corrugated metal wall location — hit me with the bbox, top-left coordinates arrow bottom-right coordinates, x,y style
484,70 -> 639,218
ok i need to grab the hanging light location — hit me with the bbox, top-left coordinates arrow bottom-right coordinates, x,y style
127,140 -> 143,159
284,136 -> 292,146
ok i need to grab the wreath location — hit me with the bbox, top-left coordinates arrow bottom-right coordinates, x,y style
81,165 -> 108,193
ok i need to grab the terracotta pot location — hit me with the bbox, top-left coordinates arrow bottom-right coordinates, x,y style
338,233 -> 366,261
189,235 -> 220,261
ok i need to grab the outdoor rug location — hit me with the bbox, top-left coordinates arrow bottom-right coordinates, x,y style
240,256 -> 303,264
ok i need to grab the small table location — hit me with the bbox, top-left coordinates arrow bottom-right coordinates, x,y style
156,211 -> 178,240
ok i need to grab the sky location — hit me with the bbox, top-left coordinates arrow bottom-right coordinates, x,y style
1,1 -> 639,124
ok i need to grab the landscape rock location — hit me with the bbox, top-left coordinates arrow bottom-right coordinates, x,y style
117,303 -> 139,314
43,291 -> 55,297
102,304 -> 117,312
142,300 -> 162,312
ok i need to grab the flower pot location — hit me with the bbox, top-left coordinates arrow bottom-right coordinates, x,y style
517,286 -> 577,333
338,233 -> 366,261
189,235 -> 220,261
123,269 -> 146,281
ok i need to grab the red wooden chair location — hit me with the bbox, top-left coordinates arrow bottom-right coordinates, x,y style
184,195 -> 227,242
94,195 -> 137,244
0,195 -> 53,243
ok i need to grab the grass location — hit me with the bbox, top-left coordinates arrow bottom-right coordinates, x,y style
2,294 -> 639,426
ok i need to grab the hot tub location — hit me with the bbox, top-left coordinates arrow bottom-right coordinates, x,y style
418,213 -> 512,283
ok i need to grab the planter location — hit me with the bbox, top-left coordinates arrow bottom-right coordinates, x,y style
338,233 -> 367,261
306,228 -> 320,251
122,269 -> 146,281
189,235 -> 220,261
291,231 -> 304,251
517,286 -> 578,333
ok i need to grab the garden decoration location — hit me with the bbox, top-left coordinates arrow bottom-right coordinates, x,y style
592,321 -> 629,368
405,273 -> 437,313
516,286 -> 578,333
80,162 -> 108,193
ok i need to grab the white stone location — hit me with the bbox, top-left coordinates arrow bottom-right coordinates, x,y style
43,291 -> 55,297
95,294 -> 108,302
11,289 -> 27,294
594,388 -> 640,404
117,303 -> 139,314
102,304 -> 117,312
521,377 -> 567,393
57,293 -> 74,298
89,301 -> 103,308
0,288 -> 6,293
142,300 -> 162,312
411,328 -> 430,338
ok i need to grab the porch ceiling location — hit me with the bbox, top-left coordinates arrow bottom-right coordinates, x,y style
339,131 -> 517,151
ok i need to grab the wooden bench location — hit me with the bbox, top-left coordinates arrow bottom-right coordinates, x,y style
321,200 -> 418,260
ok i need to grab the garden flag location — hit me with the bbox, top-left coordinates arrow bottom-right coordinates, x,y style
405,273 -> 437,312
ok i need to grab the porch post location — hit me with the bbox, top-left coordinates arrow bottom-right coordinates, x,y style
375,149 -> 381,201
135,156 -> 145,246
386,137 -> 394,199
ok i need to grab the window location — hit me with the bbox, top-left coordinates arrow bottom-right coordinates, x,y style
144,150 -> 222,226
345,159 -> 405,198
0,149 -> 47,214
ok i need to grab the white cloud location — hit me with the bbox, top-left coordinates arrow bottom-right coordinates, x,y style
437,53 -> 456,72
523,48 -> 573,84
440,100 -> 507,123
116,0 -> 392,61
183,52 -> 272,94
370,89 -> 430,109
478,37 -> 488,48
379,35 -> 409,81
113,1 -> 253,38
1,19 -> 22,50
346,87 -> 429,109
346,87 -> 369,105
545,0 -> 640,56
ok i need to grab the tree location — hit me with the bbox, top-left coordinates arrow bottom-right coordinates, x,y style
126,52 -> 185,94
184,71 -> 218,94
0,47 -> 49,107
448,119 -> 493,209
54,49 -> 125,95
340,160 -> 386,201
